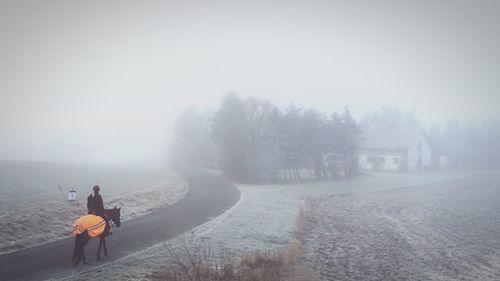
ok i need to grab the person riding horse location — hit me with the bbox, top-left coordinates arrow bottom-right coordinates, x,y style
73,207 -> 121,265
87,185 -> 105,217
87,185 -> 111,235
72,185 -> 121,265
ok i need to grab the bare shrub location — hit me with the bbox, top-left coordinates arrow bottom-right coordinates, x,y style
150,198 -> 319,281
149,242 -> 289,281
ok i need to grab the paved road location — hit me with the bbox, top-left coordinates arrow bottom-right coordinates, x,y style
0,168 -> 240,281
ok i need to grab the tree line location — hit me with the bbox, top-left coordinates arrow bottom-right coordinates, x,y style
169,93 -> 361,183
169,98 -> 500,182
430,121 -> 500,169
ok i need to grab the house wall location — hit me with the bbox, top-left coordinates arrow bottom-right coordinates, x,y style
439,155 -> 449,169
358,152 -> 405,171
358,154 -> 373,170
407,136 -> 432,171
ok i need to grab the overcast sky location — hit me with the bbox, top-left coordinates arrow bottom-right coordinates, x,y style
1,0 -> 499,164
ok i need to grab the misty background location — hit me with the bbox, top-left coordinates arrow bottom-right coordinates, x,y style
1,0 -> 499,165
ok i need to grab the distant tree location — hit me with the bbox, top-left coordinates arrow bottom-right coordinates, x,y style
360,106 -> 421,131
281,104 -> 303,180
244,97 -> 274,182
211,93 -> 248,181
298,109 -> 326,179
169,108 -> 215,168
322,112 -> 343,176
339,107 -> 361,177
260,107 -> 287,181
464,124 -> 481,166
436,120 -> 500,169
185,93 -> 365,182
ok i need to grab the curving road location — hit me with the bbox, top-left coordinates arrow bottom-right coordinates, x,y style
0,168 -> 240,281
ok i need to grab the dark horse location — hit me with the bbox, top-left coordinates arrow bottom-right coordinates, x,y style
72,207 -> 121,266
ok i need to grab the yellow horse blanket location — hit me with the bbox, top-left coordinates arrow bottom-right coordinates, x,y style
73,214 -> 106,238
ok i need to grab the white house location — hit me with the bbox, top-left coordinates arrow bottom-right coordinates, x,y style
357,128 -> 432,172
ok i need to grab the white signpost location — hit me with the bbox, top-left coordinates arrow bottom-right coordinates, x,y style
68,189 -> 77,202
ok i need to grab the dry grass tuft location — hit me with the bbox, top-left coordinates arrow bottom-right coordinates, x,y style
149,197 -> 319,281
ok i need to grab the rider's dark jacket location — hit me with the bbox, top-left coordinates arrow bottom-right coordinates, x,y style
87,192 -> 105,217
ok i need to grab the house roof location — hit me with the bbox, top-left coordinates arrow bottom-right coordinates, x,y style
358,127 -> 423,151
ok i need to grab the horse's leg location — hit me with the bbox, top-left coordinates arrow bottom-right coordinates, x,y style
103,238 -> 108,257
82,234 -> 90,264
74,253 -> 81,266
72,235 -> 79,262
97,237 -> 102,261
82,246 -> 87,265
102,219 -> 110,258
74,236 -> 82,266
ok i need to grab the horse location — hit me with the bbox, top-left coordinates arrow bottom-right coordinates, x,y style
72,207 -> 121,266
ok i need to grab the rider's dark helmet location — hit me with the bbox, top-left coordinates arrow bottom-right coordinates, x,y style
93,185 -> 100,192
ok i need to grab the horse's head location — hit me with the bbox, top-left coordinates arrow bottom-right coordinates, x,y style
108,207 -> 121,227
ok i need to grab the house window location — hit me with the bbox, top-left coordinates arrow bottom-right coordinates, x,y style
367,156 -> 385,164
393,157 -> 399,164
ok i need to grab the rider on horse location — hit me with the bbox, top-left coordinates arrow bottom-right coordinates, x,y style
73,185 -> 121,265
87,185 -> 105,217
87,185 -> 111,235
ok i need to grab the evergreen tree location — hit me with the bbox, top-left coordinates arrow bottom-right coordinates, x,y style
340,107 -> 361,177
244,97 -> 274,182
261,107 -> 286,181
299,109 -> 325,179
172,94 -> 364,182
211,93 -> 248,181
282,104 -> 303,180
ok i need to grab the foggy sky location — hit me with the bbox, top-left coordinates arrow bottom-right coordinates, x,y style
1,0 -> 499,164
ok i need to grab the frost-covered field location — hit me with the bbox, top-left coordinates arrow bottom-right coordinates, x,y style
0,161 -> 188,254
56,170 -> 477,281
302,172 -> 500,281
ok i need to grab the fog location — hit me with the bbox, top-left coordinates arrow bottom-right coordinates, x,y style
1,0 -> 499,164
